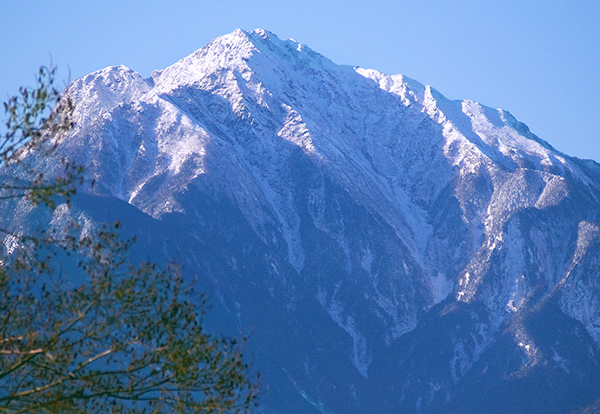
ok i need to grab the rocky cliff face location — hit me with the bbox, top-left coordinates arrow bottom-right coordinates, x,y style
7,29 -> 600,413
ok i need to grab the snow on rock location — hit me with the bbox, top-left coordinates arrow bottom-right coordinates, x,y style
26,28 -> 600,414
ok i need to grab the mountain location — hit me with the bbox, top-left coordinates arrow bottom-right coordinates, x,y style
6,28 -> 600,413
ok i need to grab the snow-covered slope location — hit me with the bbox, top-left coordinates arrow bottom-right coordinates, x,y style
9,29 -> 600,413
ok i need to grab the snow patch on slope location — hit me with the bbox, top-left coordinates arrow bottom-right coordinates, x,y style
316,285 -> 371,377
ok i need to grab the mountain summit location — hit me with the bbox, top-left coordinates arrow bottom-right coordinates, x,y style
9,29 -> 600,413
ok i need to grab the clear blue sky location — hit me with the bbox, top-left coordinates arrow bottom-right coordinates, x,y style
2,0 -> 599,162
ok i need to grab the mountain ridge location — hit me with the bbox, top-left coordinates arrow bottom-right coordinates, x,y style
7,28 -> 600,413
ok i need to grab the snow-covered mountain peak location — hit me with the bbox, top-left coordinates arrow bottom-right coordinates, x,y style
57,28 -> 600,210
61,28 -> 578,187
147,28 -> 349,98
66,64 -> 150,130
69,65 -> 149,100
8,28 -> 600,414
58,28 -> 599,239
56,28 -> 600,321
148,30 -> 257,95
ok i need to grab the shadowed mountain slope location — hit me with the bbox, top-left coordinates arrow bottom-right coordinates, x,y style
5,29 -> 600,413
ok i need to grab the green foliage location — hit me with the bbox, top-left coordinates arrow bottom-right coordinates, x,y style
0,222 -> 260,413
1,66 -> 81,209
0,69 -> 260,413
